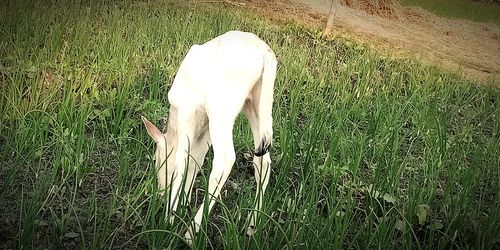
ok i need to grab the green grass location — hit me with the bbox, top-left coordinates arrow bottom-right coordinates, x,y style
399,0 -> 500,25
1,0 -> 499,249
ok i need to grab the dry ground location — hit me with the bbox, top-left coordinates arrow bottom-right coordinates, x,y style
237,0 -> 499,84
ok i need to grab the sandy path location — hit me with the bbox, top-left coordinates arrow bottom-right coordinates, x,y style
245,0 -> 500,84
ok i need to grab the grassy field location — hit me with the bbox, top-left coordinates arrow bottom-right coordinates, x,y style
399,0 -> 500,25
1,0 -> 499,249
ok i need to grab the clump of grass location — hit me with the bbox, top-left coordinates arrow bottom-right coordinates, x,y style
0,0 -> 499,249
399,0 -> 500,25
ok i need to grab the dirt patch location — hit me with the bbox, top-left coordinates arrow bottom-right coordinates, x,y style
240,0 -> 499,84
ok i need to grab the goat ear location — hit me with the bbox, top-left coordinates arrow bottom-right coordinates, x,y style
141,115 -> 163,144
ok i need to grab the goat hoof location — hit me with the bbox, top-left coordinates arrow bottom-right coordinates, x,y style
184,230 -> 193,246
164,212 -> 175,224
246,226 -> 255,236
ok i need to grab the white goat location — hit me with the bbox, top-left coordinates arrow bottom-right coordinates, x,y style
141,30 -> 277,244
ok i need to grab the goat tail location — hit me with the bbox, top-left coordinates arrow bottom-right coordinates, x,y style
255,48 -> 277,157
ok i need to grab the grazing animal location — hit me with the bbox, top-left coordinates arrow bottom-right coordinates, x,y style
141,30 -> 277,244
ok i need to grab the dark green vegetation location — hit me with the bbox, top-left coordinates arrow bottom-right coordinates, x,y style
399,0 -> 500,25
1,0 -> 499,249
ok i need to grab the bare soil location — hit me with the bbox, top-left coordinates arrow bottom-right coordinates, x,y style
241,0 -> 500,84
